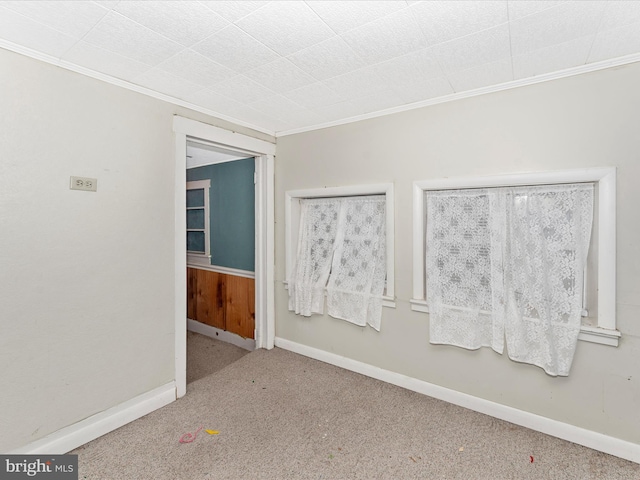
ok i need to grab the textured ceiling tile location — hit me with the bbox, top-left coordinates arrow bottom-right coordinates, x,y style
598,1 -> 640,31
82,11 -> 184,65
212,75 -> 277,104
510,1 -> 606,55
1,1 -> 108,39
114,1 -> 228,47
249,95 -> 308,119
391,76 -> 454,104
282,114 -> 325,130
4,0 -> 640,134
199,1 -> 268,23
513,35 -> 593,79
276,108 -> 325,129
312,100 -> 363,122
372,47 -> 444,84
447,57 -> 513,92
180,88 -> 244,114
348,89 -> 406,114
235,1 -> 334,56
306,1 -> 406,35
433,24 -> 510,74
283,82 -> 346,109
288,36 -> 366,81
92,1 -> 120,9
588,21 -> 640,63
132,68 -> 205,100
323,65 -> 388,99
245,58 -> 317,94
410,1 -> 508,45
62,40 -> 151,81
155,49 -> 236,88
191,24 -> 280,72
0,6 -> 78,57
507,1 -> 567,21
341,8 -> 429,65
224,104 -> 291,132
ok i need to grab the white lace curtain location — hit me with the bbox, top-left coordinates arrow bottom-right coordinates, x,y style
426,183 -> 593,376
288,195 -> 386,330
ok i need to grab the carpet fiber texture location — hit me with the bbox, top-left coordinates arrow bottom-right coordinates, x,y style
72,337 -> 640,479
186,331 -> 249,384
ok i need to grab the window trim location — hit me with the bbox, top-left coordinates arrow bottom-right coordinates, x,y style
411,167 -> 619,346
285,183 -> 395,308
186,179 -> 211,267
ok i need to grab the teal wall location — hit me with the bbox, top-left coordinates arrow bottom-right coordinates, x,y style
187,158 -> 255,272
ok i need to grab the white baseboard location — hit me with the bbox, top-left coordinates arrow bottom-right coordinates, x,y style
187,318 -> 255,351
274,337 -> 640,465
8,383 -> 176,454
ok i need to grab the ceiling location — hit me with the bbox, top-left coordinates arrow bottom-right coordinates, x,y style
186,140 -> 250,168
1,1 -> 640,137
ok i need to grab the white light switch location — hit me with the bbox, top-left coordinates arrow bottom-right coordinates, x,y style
70,176 -> 97,192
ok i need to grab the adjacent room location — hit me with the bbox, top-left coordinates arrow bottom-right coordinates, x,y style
1,1 -> 639,478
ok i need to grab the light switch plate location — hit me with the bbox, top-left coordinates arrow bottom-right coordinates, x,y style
70,176 -> 97,192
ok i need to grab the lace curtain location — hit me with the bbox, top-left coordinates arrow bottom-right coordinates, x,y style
327,196 -> 386,330
288,197 -> 340,317
426,183 -> 593,376
289,195 -> 386,330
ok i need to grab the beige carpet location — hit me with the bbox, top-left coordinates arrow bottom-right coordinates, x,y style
72,339 -> 639,479
186,331 -> 249,384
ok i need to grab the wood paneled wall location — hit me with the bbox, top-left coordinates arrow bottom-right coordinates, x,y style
187,267 -> 255,339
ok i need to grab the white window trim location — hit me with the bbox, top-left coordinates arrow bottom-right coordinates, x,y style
186,179 -> 211,266
411,167 -> 619,346
285,183 -> 395,308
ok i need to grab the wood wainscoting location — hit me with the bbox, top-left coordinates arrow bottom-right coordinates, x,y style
187,267 -> 255,339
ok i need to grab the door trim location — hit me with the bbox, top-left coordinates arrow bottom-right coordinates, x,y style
173,116 -> 276,398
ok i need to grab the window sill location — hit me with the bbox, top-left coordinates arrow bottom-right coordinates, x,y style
382,296 -> 396,308
410,299 -> 620,347
577,325 -> 621,347
187,253 -> 211,267
410,299 -> 429,313
283,281 -> 396,309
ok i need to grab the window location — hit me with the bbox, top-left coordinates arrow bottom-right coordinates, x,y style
285,184 -> 395,330
186,180 -> 211,266
412,168 -> 619,350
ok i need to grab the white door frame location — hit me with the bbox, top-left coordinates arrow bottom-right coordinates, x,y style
173,116 -> 276,398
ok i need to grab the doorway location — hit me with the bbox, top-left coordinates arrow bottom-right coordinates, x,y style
186,142 -> 256,346
173,116 -> 275,398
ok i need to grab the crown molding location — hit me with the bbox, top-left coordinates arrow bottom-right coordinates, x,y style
0,40 -> 276,138
3,38 -> 639,140
277,52 -> 640,137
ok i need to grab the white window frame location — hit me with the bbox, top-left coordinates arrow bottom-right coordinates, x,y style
411,167 -> 619,346
186,179 -> 211,267
285,183 -> 395,308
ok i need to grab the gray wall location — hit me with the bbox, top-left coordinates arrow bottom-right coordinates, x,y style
275,62 -> 640,445
0,47 -> 273,452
